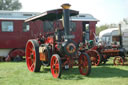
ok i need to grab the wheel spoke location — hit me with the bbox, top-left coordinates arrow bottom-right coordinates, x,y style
32,49 -> 35,55
97,59 -> 100,62
55,64 -> 59,69
27,57 -> 31,60
79,53 -> 91,76
83,61 -> 87,68
30,63 -> 34,70
54,70 -> 58,77
28,47 -> 32,52
55,59 -> 58,64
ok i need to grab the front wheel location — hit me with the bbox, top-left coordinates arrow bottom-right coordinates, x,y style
113,56 -> 124,66
79,53 -> 91,76
26,39 -> 41,72
50,54 -> 62,78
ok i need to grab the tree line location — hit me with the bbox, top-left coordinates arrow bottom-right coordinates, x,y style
0,0 -> 22,10
96,24 -> 118,35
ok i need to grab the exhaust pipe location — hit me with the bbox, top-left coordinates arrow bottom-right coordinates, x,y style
61,4 -> 71,41
119,24 -> 122,47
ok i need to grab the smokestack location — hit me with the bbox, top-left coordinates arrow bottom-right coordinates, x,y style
61,4 -> 71,40
119,24 -> 123,47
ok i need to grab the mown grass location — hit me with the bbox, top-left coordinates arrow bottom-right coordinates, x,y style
0,58 -> 128,85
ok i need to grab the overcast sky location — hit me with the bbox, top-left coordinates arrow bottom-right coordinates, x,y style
19,0 -> 128,26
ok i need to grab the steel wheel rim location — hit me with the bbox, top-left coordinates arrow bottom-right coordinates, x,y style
114,56 -> 124,66
94,51 -> 101,66
26,41 -> 36,72
51,56 -> 60,78
87,50 -> 101,66
79,54 -> 89,75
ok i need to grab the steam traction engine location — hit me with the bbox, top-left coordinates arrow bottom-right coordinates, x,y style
80,39 -> 126,66
82,38 -> 126,66
86,24 -> 127,66
79,24 -> 126,66
25,4 -> 91,78
78,40 -> 101,66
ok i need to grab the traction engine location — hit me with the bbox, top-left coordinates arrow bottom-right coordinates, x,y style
80,38 -> 126,66
25,4 -> 91,78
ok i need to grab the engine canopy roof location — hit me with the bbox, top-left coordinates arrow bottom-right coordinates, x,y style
25,9 -> 79,22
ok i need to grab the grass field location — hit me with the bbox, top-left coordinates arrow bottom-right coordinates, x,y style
0,58 -> 128,85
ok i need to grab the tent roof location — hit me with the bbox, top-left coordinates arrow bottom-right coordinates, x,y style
99,28 -> 119,38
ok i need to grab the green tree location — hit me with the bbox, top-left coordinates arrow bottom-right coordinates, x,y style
0,0 -> 22,10
96,24 -> 109,35
96,24 -> 118,35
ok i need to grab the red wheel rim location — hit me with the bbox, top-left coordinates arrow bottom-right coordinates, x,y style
114,56 -> 124,66
51,56 -> 60,78
26,41 -> 36,72
87,50 -> 101,66
79,54 -> 89,75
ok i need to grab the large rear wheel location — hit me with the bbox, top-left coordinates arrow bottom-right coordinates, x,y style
79,53 -> 91,76
26,39 -> 41,72
86,50 -> 101,66
50,54 -> 61,78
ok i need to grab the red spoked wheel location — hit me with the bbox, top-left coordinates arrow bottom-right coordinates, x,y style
113,56 -> 124,66
26,39 -> 41,72
50,54 -> 61,78
79,53 -> 91,76
86,50 -> 101,66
